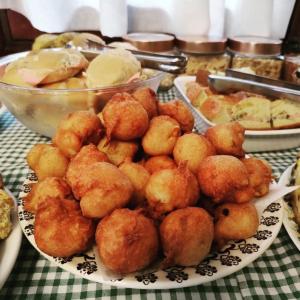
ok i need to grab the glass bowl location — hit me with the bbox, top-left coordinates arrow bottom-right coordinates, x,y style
0,51 -> 163,137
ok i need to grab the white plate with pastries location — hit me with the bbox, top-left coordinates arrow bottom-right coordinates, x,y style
279,162 -> 300,251
17,171 -> 285,289
174,76 -> 300,152
0,188 -> 22,289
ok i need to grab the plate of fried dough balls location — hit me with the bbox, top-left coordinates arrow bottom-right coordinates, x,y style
18,87 -> 283,289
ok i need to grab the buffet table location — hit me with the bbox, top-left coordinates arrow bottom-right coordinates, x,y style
0,88 -> 300,299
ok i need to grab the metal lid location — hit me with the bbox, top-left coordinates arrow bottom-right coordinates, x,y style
176,36 -> 227,54
228,36 -> 282,55
122,32 -> 175,52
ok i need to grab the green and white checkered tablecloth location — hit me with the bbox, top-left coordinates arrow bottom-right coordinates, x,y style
0,88 -> 300,300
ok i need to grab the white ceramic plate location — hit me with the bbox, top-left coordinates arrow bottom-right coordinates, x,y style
0,105 -> 6,117
174,76 -> 300,152
279,164 -> 300,251
18,172 -> 283,289
0,188 -> 22,289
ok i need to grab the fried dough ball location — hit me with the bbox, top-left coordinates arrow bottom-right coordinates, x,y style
173,133 -> 215,174
144,156 -> 177,174
102,93 -> 149,141
119,162 -> 150,207
142,116 -> 181,156
24,177 -> 72,213
158,100 -> 194,132
145,164 -> 200,215
197,155 -> 251,203
205,122 -> 245,157
96,208 -> 159,274
132,87 -> 158,119
53,111 -> 103,158
35,198 -> 95,257
214,202 -> 259,249
241,157 -> 272,197
66,144 -> 109,199
160,207 -> 213,266
26,144 -> 69,180
78,162 -> 133,218
97,136 -> 138,166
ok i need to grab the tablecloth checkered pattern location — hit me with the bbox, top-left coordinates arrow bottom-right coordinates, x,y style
0,87 -> 300,300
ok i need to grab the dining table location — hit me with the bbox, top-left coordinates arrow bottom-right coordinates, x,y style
0,87 -> 299,300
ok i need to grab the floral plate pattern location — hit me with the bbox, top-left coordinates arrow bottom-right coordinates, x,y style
18,172 -> 283,289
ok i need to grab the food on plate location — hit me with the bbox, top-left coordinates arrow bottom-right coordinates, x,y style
142,116 -> 181,156
173,133 -> 215,174
160,207 -> 214,266
96,208 -> 159,274
214,202 -> 259,249
145,163 -> 200,216
271,99 -> 300,129
185,79 -> 300,130
119,162 -> 150,208
86,48 -> 141,88
205,122 -> 245,157
197,155 -> 253,204
69,32 -> 105,49
32,33 -> 58,51
97,136 -> 138,166
66,144 -> 109,199
241,157 -> 272,197
102,93 -> 149,141
26,144 -> 69,180
158,99 -> 194,132
290,158 -> 300,225
231,97 -> 271,130
53,111 -> 103,158
108,41 -> 137,50
144,155 -> 177,174
78,162 -> 133,218
24,177 -> 72,213
0,175 -> 13,239
34,197 -> 95,257
22,86 -> 276,274
195,69 -> 211,86
132,87 -> 158,119
200,95 -> 239,124
1,49 -> 88,87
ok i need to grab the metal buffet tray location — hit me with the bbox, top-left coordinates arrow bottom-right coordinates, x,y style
208,70 -> 300,102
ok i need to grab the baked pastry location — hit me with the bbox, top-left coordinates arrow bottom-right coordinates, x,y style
231,97 -> 271,130
271,99 -> 300,129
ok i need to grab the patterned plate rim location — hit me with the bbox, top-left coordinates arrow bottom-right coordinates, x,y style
18,172 -> 283,289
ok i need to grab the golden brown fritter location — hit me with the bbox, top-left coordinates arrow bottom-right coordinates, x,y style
173,133 -> 216,174
78,162 -> 133,218
53,111 -> 103,158
26,144 -> 69,180
160,207 -> 214,266
102,93 -> 149,141
66,144 -> 109,199
119,162 -> 150,208
158,100 -> 194,132
197,155 -> 251,203
241,157 -> 272,197
97,136 -> 138,166
34,197 -> 95,257
144,155 -> 177,174
132,87 -> 158,119
142,116 -> 181,156
145,163 -> 200,216
205,122 -> 245,157
96,208 -> 159,274
24,177 -> 72,213
214,202 -> 259,249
